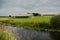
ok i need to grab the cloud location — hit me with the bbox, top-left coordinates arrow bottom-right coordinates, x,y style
0,0 -> 3,8
40,0 -> 49,3
0,0 -> 60,16
0,7 -> 28,16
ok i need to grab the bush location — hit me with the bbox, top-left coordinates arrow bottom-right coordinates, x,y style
38,22 -> 50,29
50,15 -> 60,29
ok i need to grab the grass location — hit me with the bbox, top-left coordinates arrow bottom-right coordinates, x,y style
0,16 -> 60,32
0,16 -> 52,23
0,29 -> 17,40
14,16 -> 52,23
0,16 -> 52,30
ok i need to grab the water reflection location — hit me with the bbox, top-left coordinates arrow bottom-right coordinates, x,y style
4,26 -> 60,40
50,32 -> 60,40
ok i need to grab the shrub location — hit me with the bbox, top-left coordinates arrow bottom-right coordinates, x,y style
50,15 -> 60,29
38,22 -> 50,29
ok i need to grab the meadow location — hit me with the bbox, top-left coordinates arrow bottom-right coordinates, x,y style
15,16 -> 52,23
0,16 -> 52,30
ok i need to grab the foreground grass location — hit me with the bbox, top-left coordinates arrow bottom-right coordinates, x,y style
0,29 -> 16,40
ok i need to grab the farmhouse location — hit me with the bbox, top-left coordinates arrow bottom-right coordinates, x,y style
15,13 -> 33,18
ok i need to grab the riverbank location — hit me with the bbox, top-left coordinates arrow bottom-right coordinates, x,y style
0,16 -> 60,32
0,28 -> 17,40
1,26 -> 60,40
0,16 -> 52,31
3,25 -> 60,32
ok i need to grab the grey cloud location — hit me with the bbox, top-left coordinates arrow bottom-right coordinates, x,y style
0,0 -> 60,16
0,0 -> 3,8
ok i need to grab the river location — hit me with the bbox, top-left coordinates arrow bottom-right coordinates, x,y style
3,26 -> 60,40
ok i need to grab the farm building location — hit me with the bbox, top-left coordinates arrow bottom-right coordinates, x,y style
15,13 -> 33,18
41,12 -> 59,16
41,14 -> 58,16
43,14 -> 56,16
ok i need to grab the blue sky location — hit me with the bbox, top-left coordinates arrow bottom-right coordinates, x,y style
0,0 -> 60,16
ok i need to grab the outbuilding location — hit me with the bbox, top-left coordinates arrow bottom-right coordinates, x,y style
15,13 -> 33,18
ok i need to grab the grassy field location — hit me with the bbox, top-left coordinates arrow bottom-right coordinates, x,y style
15,16 -> 51,22
0,16 -> 52,22
0,16 -> 52,30
14,16 -> 52,23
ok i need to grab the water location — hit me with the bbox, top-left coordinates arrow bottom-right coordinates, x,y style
4,26 -> 60,40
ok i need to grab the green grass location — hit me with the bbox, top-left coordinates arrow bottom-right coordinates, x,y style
14,16 -> 52,23
0,16 -> 60,32
0,16 -> 52,30
0,16 -> 52,23
0,29 -> 16,40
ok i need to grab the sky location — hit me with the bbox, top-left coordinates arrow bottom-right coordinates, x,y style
0,0 -> 60,16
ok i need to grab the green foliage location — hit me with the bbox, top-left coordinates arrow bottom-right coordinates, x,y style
0,30 -> 16,40
0,16 -> 52,30
0,32 -> 6,40
32,13 -> 41,16
9,22 -> 50,30
39,22 -> 50,29
9,15 -> 11,17
50,15 -> 60,29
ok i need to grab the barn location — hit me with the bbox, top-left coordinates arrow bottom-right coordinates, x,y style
15,13 -> 33,18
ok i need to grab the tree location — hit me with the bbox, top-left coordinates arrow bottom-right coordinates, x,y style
50,15 -> 60,29
9,15 -> 11,17
32,13 -> 41,16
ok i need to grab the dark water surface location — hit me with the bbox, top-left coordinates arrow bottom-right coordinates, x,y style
4,26 -> 60,40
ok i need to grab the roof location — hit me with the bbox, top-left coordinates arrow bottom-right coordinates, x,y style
18,14 -> 32,16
